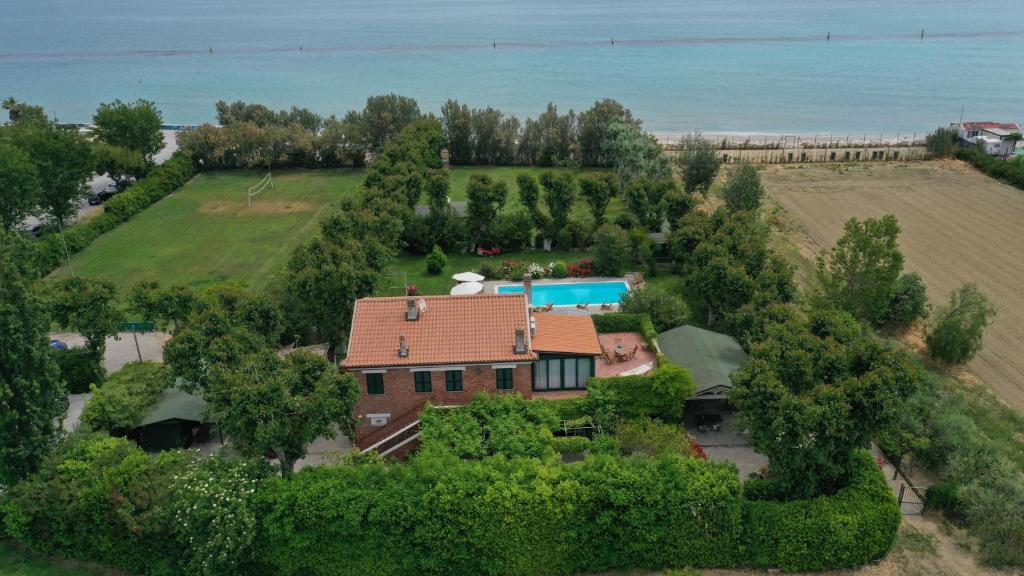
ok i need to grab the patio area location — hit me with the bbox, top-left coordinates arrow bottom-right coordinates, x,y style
596,332 -> 656,377
684,405 -> 768,480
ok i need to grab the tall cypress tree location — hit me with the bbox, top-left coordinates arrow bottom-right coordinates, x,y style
0,231 -> 67,485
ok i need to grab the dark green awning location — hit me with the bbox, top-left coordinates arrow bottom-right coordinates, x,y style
138,388 -> 209,427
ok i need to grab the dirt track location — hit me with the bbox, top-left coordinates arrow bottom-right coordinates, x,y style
762,161 -> 1024,412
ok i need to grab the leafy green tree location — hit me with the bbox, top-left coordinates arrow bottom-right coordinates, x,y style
164,284 -> 283,392
721,162 -> 764,212
0,230 -> 66,484
816,215 -> 904,326
45,277 -> 121,357
539,171 -> 576,240
441,99 -> 473,164
592,223 -> 631,276
926,283 -> 996,364
207,350 -> 359,476
601,119 -> 671,188
731,308 -> 922,498
676,132 -> 722,196
516,172 -> 546,231
577,172 -> 617,225
662,186 -> 698,229
465,172 -> 508,245
80,361 -> 169,434
0,141 -> 40,229
619,286 -> 690,332
884,272 -> 929,329
5,122 -> 94,225
424,168 -> 461,251
92,99 -> 165,162
925,127 -> 959,158
93,142 -> 146,190
577,99 -> 638,167
491,210 -> 534,250
519,103 -> 576,166
127,280 -> 196,331
356,93 -> 421,152
278,236 -> 377,359
625,177 -> 676,231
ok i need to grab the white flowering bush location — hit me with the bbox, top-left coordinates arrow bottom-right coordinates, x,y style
527,262 -> 546,278
171,455 -> 271,576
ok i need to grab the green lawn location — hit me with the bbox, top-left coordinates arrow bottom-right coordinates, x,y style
52,169 -> 365,292
51,167 -> 618,295
0,542 -> 120,576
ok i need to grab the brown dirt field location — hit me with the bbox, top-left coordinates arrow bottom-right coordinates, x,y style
198,200 -> 314,215
761,161 -> 1024,412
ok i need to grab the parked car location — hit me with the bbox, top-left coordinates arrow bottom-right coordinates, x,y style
88,190 -> 116,205
49,339 -> 68,350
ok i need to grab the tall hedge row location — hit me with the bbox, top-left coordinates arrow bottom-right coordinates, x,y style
591,312 -> 658,348
957,149 -> 1024,191
32,152 -> 197,274
4,435 -> 897,576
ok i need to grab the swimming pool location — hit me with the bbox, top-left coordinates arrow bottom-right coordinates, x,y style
498,281 -> 630,307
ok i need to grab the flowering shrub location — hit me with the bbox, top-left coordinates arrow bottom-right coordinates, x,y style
172,456 -> 271,576
690,438 -> 709,460
499,259 -> 527,280
527,262 -> 546,278
567,258 -> 594,277
406,284 -> 417,296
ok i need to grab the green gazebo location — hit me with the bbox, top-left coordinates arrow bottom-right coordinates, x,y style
130,388 -> 213,451
657,325 -> 746,399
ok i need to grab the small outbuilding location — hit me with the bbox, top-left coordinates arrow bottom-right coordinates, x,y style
129,388 -> 214,451
657,325 -> 746,399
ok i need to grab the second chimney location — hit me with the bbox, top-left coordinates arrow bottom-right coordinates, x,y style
405,297 -> 419,321
399,335 -> 409,357
514,329 -> 526,354
523,273 -> 533,307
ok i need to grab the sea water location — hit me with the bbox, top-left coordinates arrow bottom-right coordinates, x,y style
1,0 -> 1021,134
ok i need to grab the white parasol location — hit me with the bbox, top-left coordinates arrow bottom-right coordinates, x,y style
449,281 -> 484,296
452,271 -> 486,283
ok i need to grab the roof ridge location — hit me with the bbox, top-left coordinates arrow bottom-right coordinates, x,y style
358,293 -> 524,302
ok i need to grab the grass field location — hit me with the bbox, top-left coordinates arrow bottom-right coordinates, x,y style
761,160 -> 1024,411
52,166 -> 610,295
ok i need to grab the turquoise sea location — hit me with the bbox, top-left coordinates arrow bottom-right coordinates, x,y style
1,0 -> 1021,134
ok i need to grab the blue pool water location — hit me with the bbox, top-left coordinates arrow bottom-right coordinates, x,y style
499,281 -> 629,307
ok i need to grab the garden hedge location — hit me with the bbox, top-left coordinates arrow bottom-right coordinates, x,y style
50,347 -> 104,394
741,450 -> 901,571
33,152 -> 197,274
591,312 -> 658,348
3,438 -> 899,576
957,149 -> 1024,191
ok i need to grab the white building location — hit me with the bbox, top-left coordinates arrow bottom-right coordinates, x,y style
953,121 -> 1021,156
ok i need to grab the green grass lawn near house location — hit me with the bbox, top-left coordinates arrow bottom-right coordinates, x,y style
51,169 -> 365,293
51,167 -> 619,295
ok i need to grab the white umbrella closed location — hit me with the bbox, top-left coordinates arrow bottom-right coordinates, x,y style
452,271 -> 485,283
450,281 -> 484,296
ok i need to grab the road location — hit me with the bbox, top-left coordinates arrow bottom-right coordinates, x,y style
22,129 -> 179,229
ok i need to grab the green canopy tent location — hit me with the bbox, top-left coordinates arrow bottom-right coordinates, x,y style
657,325 -> 746,400
129,388 -> 214,451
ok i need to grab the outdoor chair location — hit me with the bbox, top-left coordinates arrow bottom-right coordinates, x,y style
576,302 -> 590,310
535,303 -> 554,312
600,302 -> 614,310
600,346 -> 616,364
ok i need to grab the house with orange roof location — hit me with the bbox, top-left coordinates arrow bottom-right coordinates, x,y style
953,121 -> 1021,156
340,292 -> 601,449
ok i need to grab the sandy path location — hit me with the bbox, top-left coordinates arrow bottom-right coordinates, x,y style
762,161 -> 1024,411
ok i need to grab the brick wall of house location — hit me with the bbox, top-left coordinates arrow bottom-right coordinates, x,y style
352,363 -> 534,447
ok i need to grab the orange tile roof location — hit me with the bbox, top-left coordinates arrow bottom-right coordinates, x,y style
531,314 -> 602,356
340,294 -> 536,369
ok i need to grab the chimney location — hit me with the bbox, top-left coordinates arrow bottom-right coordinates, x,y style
530,315 -> 536,337
399,335 -> 409,358
523,274 -> 533,306
514,329 -> 526,354
406,297 -> 418,321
